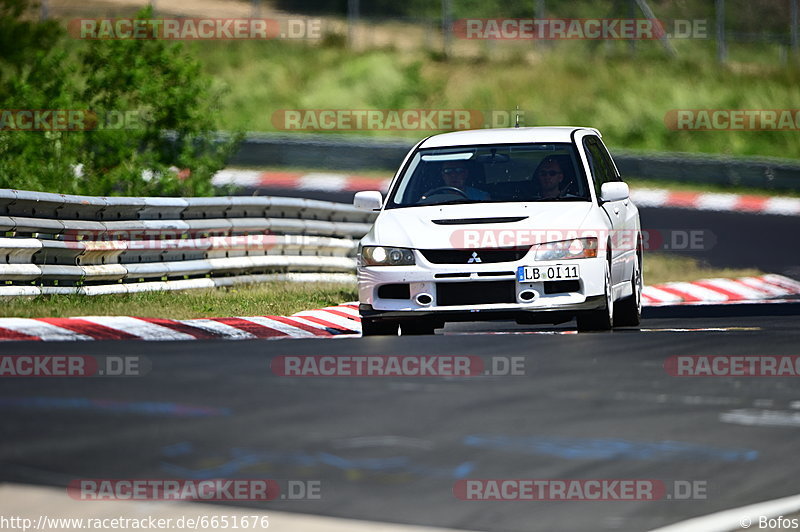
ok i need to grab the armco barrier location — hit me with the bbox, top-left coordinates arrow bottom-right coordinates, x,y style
229,133 -> 800,192
0,189 -> 376,296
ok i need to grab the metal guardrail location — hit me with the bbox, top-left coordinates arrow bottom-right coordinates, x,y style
0,189 -> 376,296
230,133 -> 800,191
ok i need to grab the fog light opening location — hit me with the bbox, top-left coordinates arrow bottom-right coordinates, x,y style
415,293 -> 433,306
519,289 -> 537,302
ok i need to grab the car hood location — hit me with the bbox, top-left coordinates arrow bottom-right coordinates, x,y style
367,202 -> 598,249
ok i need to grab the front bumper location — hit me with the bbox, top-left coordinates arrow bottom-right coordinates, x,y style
357,251 -> 607,320
360,295 -> 606,325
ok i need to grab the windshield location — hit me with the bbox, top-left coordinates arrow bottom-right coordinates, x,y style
386,142 -> 590,208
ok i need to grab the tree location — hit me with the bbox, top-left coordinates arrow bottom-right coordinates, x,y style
0,1 -> 237,196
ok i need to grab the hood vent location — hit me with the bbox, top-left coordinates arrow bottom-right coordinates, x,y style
431,216 -> 528,225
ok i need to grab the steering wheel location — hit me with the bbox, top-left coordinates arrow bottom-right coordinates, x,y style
421,186 -> 469,199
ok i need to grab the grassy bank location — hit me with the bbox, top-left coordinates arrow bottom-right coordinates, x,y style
642,253 -> 762,285
0,255 -> 763,319
0,282 -> 355,319
190,38 -> 800,160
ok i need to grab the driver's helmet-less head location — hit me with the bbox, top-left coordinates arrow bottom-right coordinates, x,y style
440,161 -> 469,188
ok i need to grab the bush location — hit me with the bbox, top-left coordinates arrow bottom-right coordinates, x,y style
0,1 -> 238,196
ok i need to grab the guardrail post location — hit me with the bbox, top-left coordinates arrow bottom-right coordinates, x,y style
441,0 -> 452,58
715,0 -> 727,64
791,0 -> 799,58
348,0 -> 359,49
534,0 -> 551,50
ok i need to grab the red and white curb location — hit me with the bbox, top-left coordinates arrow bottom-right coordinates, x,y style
0,275 -> 796,341
0,304 -> 361,342
212,169 -> 800,216
212,170 -> 390,193
642,274 -> 800,306
631,189 -> 800,216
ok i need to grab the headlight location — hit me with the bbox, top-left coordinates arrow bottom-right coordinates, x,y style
534,238 -> 598,261
361,246 -> 416,266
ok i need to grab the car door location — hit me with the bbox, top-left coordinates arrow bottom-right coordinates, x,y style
595,137 -> 639,278
582,135 -> 627,285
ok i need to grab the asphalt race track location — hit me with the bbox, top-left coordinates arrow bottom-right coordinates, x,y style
2,303 -> 799,532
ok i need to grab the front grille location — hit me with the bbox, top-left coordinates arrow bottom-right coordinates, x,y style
434,271 -> 514,279
436,281 -> 516,306
420,248 -> 530,264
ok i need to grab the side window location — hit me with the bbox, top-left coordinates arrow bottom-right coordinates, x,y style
583,136 -> 614,200
596,139 -> 621,182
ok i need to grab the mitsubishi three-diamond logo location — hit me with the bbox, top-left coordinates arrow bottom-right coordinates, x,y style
467,251 -> 482,264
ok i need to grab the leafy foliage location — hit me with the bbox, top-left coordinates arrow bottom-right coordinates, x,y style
0,2 -> 237,196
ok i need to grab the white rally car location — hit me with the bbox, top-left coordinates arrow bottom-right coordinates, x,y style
354,127 -> 642,335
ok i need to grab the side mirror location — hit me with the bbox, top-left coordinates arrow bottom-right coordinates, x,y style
600,182 -> 629,203
354,191 -> 383,211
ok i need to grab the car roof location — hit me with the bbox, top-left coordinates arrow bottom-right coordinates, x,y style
418,126 -> 601,149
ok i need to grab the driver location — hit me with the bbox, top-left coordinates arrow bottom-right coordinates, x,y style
534,157 -> 566,199
439,161 -> 490,200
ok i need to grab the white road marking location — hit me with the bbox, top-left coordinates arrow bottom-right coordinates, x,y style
720,409 -> 800,428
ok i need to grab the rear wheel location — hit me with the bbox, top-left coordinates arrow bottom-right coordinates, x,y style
361,318 -> 398,337
576,260 -> 613,332
614,250 -> 642,327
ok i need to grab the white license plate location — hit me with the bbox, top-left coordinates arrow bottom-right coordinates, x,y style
517,264 -> 580,282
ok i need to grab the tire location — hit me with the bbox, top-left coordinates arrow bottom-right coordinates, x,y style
361,318 -> 398,336
614,250 -> 642,327
400,320 -> 439,336
576,260 -> 614,332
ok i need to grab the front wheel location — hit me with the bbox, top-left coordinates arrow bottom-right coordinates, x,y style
614,251 -> 642,327
361,318 -> 398,337
576,262 -> 614,332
